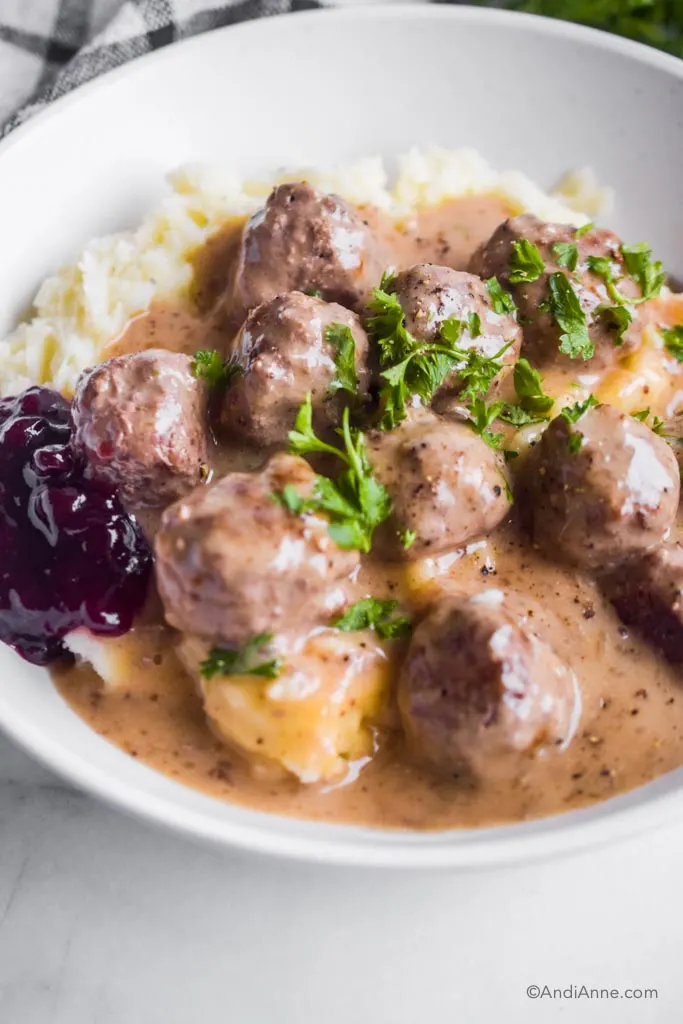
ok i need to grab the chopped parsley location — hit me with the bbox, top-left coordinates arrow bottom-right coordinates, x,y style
305,288 -> 323,298
325,322 -> 359,397
632,408 -> 651,422
486,276 -> 517,315
597,304 -> 632,344
652,416 -> 666,435
367,287 -> 510,429
468,312 -> 482,339
567,432 -> 584,454
547,272 -> 594,359
501,358 -> 555,425
282,395 -> 391,553
400,528 -> 417,550
333,598 -> 412,640
560,394 -> 598,425
509,240 -> 545,283
662,325 -> 683,362
190,349 -> 239,386
552,241 -> 579,271
621,242 -> 666,302
200,633 -> 283,680
468,396 -> 505,450
575,222 -> 594,238
587,244 -> 665,307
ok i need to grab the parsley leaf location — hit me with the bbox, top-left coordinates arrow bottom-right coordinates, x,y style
547,272 -> 594,359
560,394 -> 598,424
509,240 -> 545,283
468,312 -> 482,339
621,242 -> 666,302
486,277 -> 517,315
285,397 -> 392,553
652,416 -> 666,435
271,483 -> 306,514
575,222 -> 594,238
662,325 -> 683,362
567,432 -> 584,454
631,408 -> 651,422
190,349 -> 239,386
288,394 -> 346,460
368,289 -> 509,429
468,397 -> 505,449
500,360 -> 553,425
597,304 -> 632,344
333,598 -> 412,640
326,322 -> 359,397
400,528 -> 416,550
553,242 -> 579,271
200,633 -> 283,680
512,358 -> 554,415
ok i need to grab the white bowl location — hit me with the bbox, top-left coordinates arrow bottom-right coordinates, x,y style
2,5 -> 683,868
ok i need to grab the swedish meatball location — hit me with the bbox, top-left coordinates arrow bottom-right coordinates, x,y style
71,349 -> 209,508
154,453 -> 358,644
221,291 -> 370,447
392,264 -> 521,401
366,410 -> 511,560
231,183 -> 385,319
399,592 -> 580,779
602,544 -> 683,662
524,404 -> 679,572
470,214 -> 640,365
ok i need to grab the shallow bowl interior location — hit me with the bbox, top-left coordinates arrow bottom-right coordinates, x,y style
1,5 -> 683,867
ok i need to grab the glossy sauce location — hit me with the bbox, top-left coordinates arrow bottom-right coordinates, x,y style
55,195 -> 683,830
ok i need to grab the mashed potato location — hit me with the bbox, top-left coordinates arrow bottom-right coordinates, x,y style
0,147 -> 599,398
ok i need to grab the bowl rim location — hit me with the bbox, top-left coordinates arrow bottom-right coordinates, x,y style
2,3 -> 683,869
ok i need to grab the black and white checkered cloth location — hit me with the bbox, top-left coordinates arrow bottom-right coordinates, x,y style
0,0 -> 336,137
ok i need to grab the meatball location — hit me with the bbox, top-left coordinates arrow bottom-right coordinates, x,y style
602,544 -> 683,662
524,403 -> 679,572
71,349 -> 209,508
399,592 -> 580,779
154,453 -> 358,645
366,410 -> 511,561
393,263 -> 521,399
221,291 -> 370,447
231,183 -> 385,319
470,214 -> 639,365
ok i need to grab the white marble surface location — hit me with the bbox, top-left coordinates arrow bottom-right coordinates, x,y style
1,733 -> 683,1023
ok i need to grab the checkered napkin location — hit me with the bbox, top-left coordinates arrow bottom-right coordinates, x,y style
0,0 -> 334,137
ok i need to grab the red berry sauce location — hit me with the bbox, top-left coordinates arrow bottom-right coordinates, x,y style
0,386 -> 152,665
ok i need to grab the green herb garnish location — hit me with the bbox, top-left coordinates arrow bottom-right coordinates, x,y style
553,242 -> 579,271
509,239 -> 545,283
200,633 -> 283,680
575,222 -> 594,238
501,358 -> 554,424
597,304 -> 632,344
400,528 -> 417,550
547,272 -> 594,359
486,276 -> 517,315
621,242 -> 666,302
283,396 -> 391,553
468,397 -> 505,450
333,598 -> 412,640
560,394 -> 598,425
662,325 -> 683,362
190,349 -> 239,386
326,322 -> 359,397
632,408 -> 651,422
368,289 -> 509,429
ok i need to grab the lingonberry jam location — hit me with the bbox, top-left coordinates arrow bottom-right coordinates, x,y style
0,386 -> 152,665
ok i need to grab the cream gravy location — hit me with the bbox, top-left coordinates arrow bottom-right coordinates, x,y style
55,194 -> 683,830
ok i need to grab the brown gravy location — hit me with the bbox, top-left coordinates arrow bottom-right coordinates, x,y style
55,194 -> 683,830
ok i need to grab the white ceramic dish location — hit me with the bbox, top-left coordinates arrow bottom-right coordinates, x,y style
2,5 -> 683,868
